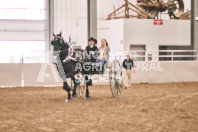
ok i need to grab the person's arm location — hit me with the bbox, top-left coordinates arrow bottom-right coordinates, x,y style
95,46 -> 98,52
86,46 -> 89,52
94,46 -> 99,58
85,46 -> 91,60
106,47 -> 110,61
131,59 -> 135,73
122,60 -> 126,68
131,59 -> 134,67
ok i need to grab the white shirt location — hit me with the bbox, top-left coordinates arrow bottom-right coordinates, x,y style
99,47 -> 105,60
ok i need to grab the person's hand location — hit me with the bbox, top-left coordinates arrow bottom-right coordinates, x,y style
90,51 -> 94,54
133,70 -> 136,74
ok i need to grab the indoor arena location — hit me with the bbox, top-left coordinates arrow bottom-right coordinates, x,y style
0,0 -> 198,132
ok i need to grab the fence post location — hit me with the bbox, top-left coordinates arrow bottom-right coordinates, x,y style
21,54 -> 24,87
145,50 -> 147,62
171,51 -> 174,82
197,51 -> 198,61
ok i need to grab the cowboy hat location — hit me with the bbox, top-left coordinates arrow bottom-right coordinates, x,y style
88,37 -> 97,44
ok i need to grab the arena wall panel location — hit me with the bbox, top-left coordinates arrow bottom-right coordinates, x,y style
131,62 -> 173,83
0,64 -> 22,87
0,62 -> 197,88
23,64 -> 63,87
173,62 -> 198,82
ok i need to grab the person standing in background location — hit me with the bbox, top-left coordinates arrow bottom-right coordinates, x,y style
123,53 -> 135,89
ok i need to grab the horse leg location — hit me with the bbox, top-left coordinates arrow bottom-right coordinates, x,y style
63,81 -> 72,102
72,77 -> 77,98
85,75 -> 90,99
85,85 -> 90,99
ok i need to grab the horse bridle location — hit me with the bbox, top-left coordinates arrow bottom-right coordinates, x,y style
53,36 -> 69,54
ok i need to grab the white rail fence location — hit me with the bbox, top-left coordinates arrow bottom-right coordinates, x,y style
0,50 -> 197,63
131,50 -> 198,62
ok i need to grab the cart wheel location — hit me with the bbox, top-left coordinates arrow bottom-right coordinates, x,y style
75,73 -> 85,97
109,60 -> 123,98
168,0 -> 184,19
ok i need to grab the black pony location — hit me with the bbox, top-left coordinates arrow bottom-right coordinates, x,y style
51,32 -> 94,102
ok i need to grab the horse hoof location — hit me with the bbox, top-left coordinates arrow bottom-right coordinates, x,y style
72,94 -> 77,98
65,99 -> 72,102
84,96 -> 90,100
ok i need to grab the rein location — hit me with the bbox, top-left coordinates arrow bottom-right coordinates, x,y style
58,48 -> 69,54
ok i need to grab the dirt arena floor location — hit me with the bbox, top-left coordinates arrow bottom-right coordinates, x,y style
0,82 -> 198,132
